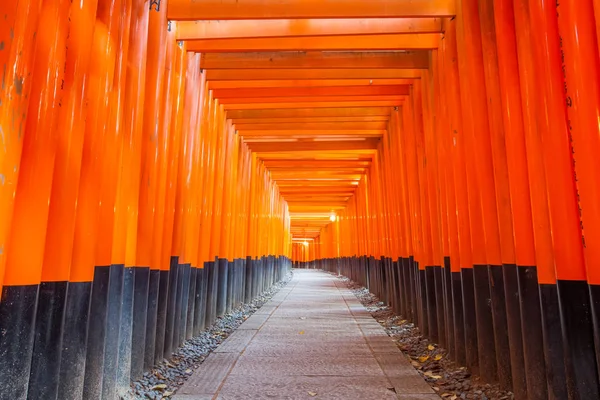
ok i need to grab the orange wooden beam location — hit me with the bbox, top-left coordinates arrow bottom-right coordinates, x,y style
206,68 -> 421,80
240,129 -> 385,138
214,85 -> 409,98
220,95 -> 405,105
209,79 -> 414,89
223,101 -> 403,110
177,19 -> 442,40
231,116 -> 389,124
226,107 -> 392,119
235,121 -> 387,130
199,51 -> 429,69
246,139 -> 380,152
186,34 -> 441,52
168,0 -> 456,20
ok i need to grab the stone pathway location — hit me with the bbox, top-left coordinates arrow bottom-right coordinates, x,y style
174,270 -> 439,400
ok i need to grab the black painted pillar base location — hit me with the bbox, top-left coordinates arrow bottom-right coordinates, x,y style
488,265 -> 511,389
193,267 -> 206,335
517,266 -> 547,400
154,269 -> 169,364
27,281 -> 67,400
245,257 -> 253,303
443,258 -> 454,355
144,268 -> 160,372
58,281 -> 92,399
130,266 -> 150,381
101,264 -> 125,399
83,266 -> 110,400
164,257 -> 179,358
461,267 -> 478,374
539,283 -> 568,399
425,266 -> 438,342
217,258 -> 228,318
226,259 -> 234,314
433,265 -> 445,347
178,263 -> 191,345
557,279 -> 600,399
473,265 -> 496,383
116,267 -> 134,395
184,265 -> 196,340
451,271 -> 466,365
205,260 -> 218,327
501,264 -> 526,398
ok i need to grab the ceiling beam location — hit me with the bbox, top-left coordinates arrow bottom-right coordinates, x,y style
240,129 -> 385,138
231,116 -> 389,124
235,121 -> 387,130
168,0 -> 456,20
206,68 -> 421,80
213,85 -> 409,99
246,138 -> 380,152
200,51 -> 429,69
209,79 -> 414,89
187,33 -> 440,52
177,19 -> 442,40
226,107 -> 391,119
223,101 -> 402,110
219,95 -> 405,105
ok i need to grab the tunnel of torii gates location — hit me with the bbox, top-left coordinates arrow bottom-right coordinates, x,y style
3,0 -> 600,399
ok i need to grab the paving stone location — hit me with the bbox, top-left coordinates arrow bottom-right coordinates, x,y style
214,329 -> 257,353
216,375 -> 398,400
237,313 -> 270,330
177,353 -> 239,396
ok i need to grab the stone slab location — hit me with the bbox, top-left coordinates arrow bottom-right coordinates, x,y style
216,375 -> 398,400
214,329 -> 256,353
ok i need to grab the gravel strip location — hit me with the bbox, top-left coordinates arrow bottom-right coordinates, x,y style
121,271 -> 294,400
338,275 -> 515,400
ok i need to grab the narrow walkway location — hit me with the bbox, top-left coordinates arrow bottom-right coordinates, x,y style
174,270 -> 438,400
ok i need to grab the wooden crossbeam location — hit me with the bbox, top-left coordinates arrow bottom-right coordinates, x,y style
214,85 -> 409,99
168,0 -> 456,20
187,33 -> 441,52
199,51 -> 429,69
177,19 -> 442,40
206,68 -> 421,80
226,107 -> 392,119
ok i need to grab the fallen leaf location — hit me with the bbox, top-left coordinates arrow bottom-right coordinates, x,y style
424,371 -> 433,377
441,394 -> 452,398
451,396 -> 457,400
185,369 -> 192,374
299,330 -> 305,335
151,384 -> 167,390
431,375 -> 442,380
411,361 -> 421,368
434,354 -> 443,361
163,391 -> 174,398
418,355 -> 429,363
428,344 -> 435,351
400,320 -> 407,324
433,386 -> 440,391
308,391 -> 317,397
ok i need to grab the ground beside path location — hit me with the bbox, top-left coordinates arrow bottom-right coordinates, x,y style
173,270 -> 439,400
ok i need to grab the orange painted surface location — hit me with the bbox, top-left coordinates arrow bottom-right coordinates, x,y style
556,0 -> 600,284
178,19 -> 441,40
528,0 -> 586,282
42,0 -> 100,281
4,0 -> 70,286
0,0 -> 43,289
168,0 -> 456,20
